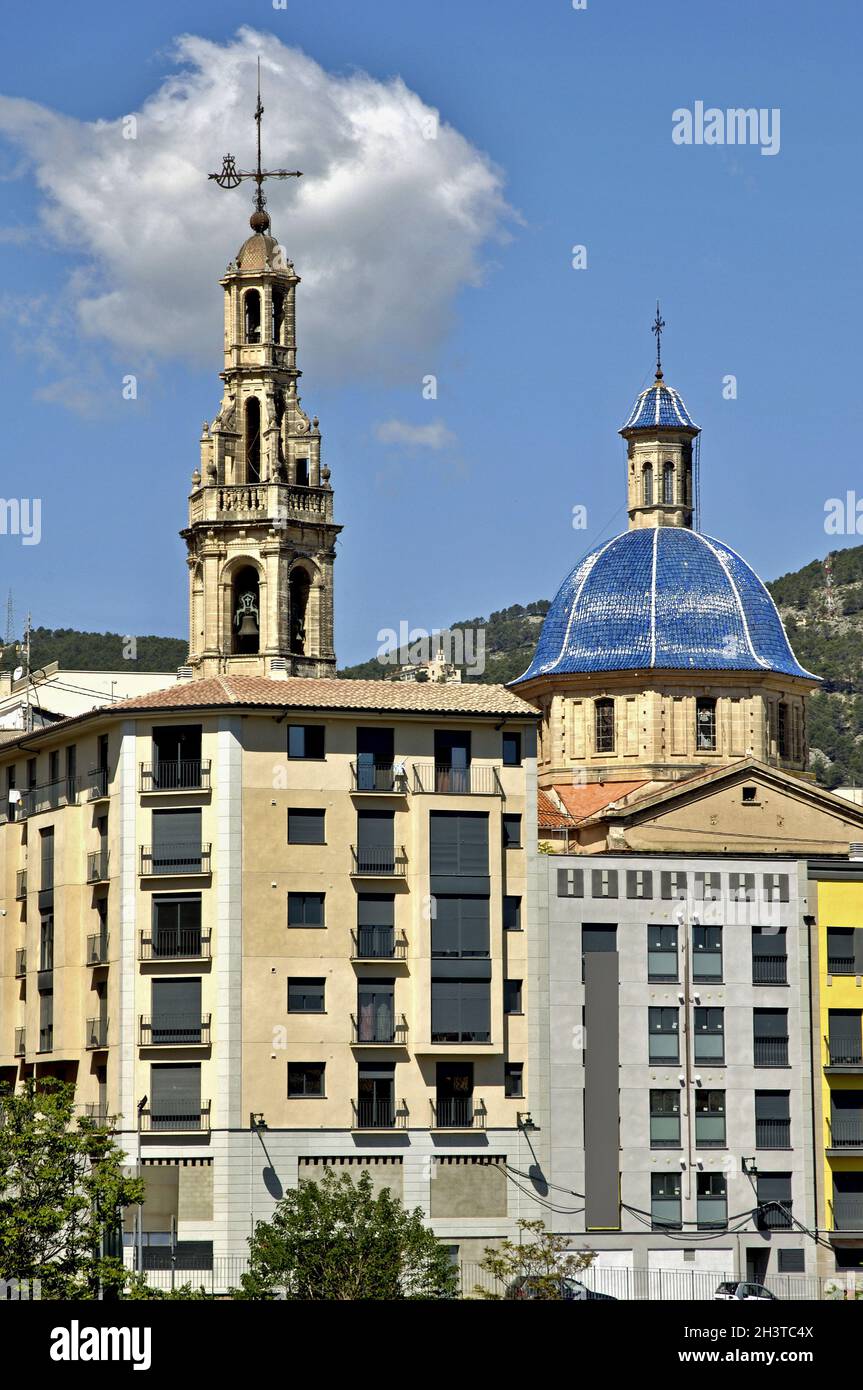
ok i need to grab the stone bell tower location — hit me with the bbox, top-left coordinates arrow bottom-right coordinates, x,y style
182,78 -> 340,679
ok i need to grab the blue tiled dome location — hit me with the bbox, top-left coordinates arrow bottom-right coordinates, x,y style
621,379 -> 698,432
514,528 -> 817,683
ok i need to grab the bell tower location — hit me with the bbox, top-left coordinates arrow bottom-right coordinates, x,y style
182,71 -> 341,679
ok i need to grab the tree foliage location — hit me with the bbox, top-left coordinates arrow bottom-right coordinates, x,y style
0,1078 -> 143,1299
234,1168 -> 458,1300
474,1219 -> 596,1300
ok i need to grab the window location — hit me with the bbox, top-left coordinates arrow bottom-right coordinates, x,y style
49,750 -> 59,784
289,567 -> 310,651
356,981 -> 395,1042
557,867 -> 584,897
649,1007 -> 679,1063
648,924 -> 678,982
504,979 -> 523,1014
433,730 -> 471,791
696,1173 -> 727,1229
288,1063 -> 325,1098
151,977 -> 202,1044
39,913 -> 54,972
594,698 -> 615,753
642,463 -> 654,507
755,1091 -> 791,1149
694,1007 -> 724,1064
756,1172 -> 792,1229
356,727 -> 395,790
662,461 -> 675,505
288,978 -> 326,1013
778,1249 -> 805,1273
430,811 -> 489,877
27,757 -> 37,789
150,1063 -> 202,1131
828,1009 -> 863,1065
432,897 -> 489,958
651,1174 -> 681,1230
151,895 -> 201,958
626,869 -> 653,899
752,926 -> 788,985
355,809 -> 395,873
40,827 -> 54,892
356,894 -> 395,959
244,289 -> 261,343
650,1090 -> 680,1148
287,725 -> 325,760
753,1009 -> 789,1067
695,697 -> 717,752
742,785 -> 757,803
502,814 -> 522,849
38,989 -> 53,1053
244,400 -> 261,485
582,924 -> 617,982
694,1090 -> 726,1148
288,809 -> 325,845
777,703 -> 789,759
505,1063 -> 524,1098
692,924 -> 723,981
591,868 -> 618,898
295,457 -> 310,487
151,808 -> 202,874
357,1063 -> 395,1126
152,726 -> 202,788
504,895 -> 522,931
502,732 -> 522,767
288,892 -> 325,928
827,928 -> 857,975
431,979 -> 491,1043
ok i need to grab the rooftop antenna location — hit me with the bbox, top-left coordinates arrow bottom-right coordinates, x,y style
4,590 -> 14,647
208,56 -> 303,233
652,301 -> 665,380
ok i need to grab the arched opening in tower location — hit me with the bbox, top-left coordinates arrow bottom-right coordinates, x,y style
272,290 -> 285,345
233,566 -> 261,654
289,569 -> 311,655
244,290 -> 261,344
642,463 -> 653,507
245,397 -> 261,484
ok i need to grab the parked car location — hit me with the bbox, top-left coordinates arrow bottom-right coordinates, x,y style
714,1281 -> 777,1301
505,1275 -> 617,1301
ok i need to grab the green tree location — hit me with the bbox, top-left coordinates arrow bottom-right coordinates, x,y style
235,1168 -> 458,1300
474,1219 -> 595,1299
0,1078 -> 143,1299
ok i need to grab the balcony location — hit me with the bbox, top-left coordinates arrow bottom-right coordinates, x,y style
139,1014 -> 211,1047
37,1025 -> 53,1054
350,928 -> 408,962
189,480 -> 334,527
19,776 -> 79,819
87,768 -> 109,801
140,760 -> 211,793
350,845 -> 407,878
824,1038 -> 863,1073
828,956 -> 856,976
139,928 -> 211,962
827,1120 -> 863,1155
14,1028 -> 25,1057
86,851 -> 110,884
15,870 -> 26,900
350,1013 -> 408,1047
139,844 -> 212,877
412,763 -> 504,797
752,956 -> 788,985
755,1118 -> 791,1149
754,1037 -> 789,1067
14,948 -> 26,978
86,1018 -> 109,1050
350,1098 -> 407,1131
758,1201 -> 793,1231
430,1097 -> 486,1130
86,933 -> 109,966
82,1104 -> 112,1127
350,762 -> 409,795
139,1100 -> 211,1134
831,1199 -> 863,1233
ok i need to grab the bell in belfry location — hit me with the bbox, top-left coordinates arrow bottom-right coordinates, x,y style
235,590 -> 260,638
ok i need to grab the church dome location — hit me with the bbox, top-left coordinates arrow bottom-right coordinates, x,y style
621,379 -> 698,432
236,232 -> 280,272
513,527 -> 817,683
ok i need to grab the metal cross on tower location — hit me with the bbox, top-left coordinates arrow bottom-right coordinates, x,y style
652,301 -> 666,379
209,58 -> 302,231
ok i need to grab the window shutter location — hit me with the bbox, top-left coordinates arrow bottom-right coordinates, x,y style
557,868 -> 584,897
357,894 -> 394,928
461,980 -> 491,1039
151,1064 -> 201,1117
152,978 -> 200,1025
153,809 -> 201,850
357,810 -> 394,849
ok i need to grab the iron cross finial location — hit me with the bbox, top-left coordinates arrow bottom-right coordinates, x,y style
209,57 -> 303,232
652,301 -> 666,379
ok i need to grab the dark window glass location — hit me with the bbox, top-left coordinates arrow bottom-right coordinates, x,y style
694,1007 -> 724,1063
432,896 -> 489,957
505,1063 -> 524,1098
288,892 -> 325,928
649,1007 -> 679,1062
692,924 -> 723,981
288,809 -> 325,845
288,978 -> 326,1013
502,733 -> 522,767
694,1090 -> 726,1148
648,923 -> 678,981
504,895 -> 522,930
502,814 -> 522,849
429,811 -> 488,876
594,699 -> 615,753
431,979 -> 491,1043
651,1173 -> 681,1229
288,725 -> 325,760
696,697 -> 717,752
504,979 -> 523,1014
288,1063 -> 325,1098
650,1089 -> 680,1148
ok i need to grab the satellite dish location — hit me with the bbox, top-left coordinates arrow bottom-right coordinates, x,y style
12,666 -> 23,682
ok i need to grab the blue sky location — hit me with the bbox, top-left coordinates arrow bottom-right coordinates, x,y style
1,0 -> 860,665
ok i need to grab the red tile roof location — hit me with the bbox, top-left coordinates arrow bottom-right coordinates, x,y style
538,789 -> 573,830
552,780 -> 650,823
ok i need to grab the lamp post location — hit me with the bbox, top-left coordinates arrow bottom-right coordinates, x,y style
136,1095 -> 147,1274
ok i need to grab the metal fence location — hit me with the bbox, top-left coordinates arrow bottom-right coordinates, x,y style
458,1261 -> 858,1302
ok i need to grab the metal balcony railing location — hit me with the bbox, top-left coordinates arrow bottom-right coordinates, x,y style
430,1097 -> 486,1130
140,760 -> 211,792
350,762 -> 409,794
86,933 -> 109,966
37,1026 -> 53,1054
87,768 -> 109,800
351,1098 -> 406,1130
828,1119 -> 863,1149
831,1199 -> 863,1231
139,1100 -> 211,1134
350,927 -> 407,961
86,1018 -> 109,1049
139,928 -> 210,961
139,1014 -> 211,1046
754,1037 -> 789,1067
752,955 -> 788,985
350,845 -> 407,877
755,1118 -> 791,1149
412,763 -> 504,797
140,844 -> 212,876
828,955 -> 856,976
83,1104 -> 111,1126
87,851 -> 109,884
19,776 -> 79,819
14,1028 -> 25,1056
351,1013 -> 408,1046
15,870 -> 26,900
825,1037 -> 863,1067
757,1201 -> 793,1230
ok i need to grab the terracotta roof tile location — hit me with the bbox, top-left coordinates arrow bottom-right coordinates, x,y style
538,789 -> 573,829
552,780 -> 649,822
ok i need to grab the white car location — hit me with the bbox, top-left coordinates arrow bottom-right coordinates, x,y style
714,1280 -> 777,1301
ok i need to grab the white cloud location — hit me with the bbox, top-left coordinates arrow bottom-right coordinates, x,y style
0,28 -> 512,394
374,418 -> 457,449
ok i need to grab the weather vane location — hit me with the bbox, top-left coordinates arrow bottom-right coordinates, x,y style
209,57 -> 302,231
652,301 -> 666,379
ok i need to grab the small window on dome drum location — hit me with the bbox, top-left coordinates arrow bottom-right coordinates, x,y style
595,698 -> 615,753
642,463 -> 653,506
695,697 -> 717,752
777,703 -> 789,759
662,461 -> 674,504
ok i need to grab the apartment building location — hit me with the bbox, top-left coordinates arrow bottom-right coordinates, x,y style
0,676 -> 539,1268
